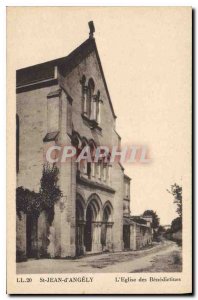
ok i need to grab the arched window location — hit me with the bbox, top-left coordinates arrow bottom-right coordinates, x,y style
16,114 -> 19,173
81,75 -> 87,115
81,77 -> 101,125
71,132 -> 81,148
96,90 -> 100,123
81,75 -> 86,86
87,78 -> 95,119
89,139 -> 96,178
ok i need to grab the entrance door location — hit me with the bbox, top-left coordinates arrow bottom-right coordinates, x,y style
101,223 -> 107,249
101,207 -> 109,249
123,225 -> 130,249
84,206 -> 93,252
26,214 -> 38,258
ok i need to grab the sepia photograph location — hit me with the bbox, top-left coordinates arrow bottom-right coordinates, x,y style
6,6 -> 192,294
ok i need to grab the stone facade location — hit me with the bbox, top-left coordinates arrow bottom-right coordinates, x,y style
16,32 -> 132,260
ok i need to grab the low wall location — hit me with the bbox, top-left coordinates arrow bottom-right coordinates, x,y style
130,222 -> 153,250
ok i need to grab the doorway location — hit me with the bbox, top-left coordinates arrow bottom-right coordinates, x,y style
84,205 -> 93,252
26,214 -> 38,258
123,225 -> 130,250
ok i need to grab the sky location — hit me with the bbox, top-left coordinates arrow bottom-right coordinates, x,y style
8,7 -> 191,225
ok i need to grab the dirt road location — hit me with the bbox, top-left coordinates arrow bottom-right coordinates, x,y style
17,240 -> 182,274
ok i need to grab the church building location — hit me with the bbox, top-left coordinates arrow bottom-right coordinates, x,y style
16,22 -> 152,260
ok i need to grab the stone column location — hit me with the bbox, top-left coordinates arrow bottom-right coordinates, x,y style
91,162 -> 95,179
130,222 -> 137,251
91,222 -> 97,252
92,222 -> 102,253
76,221 -> 85,256
107,164 -> 112,186
106,222 -> 113,251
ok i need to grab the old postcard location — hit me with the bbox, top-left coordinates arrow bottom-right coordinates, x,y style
7,7 -> 192,294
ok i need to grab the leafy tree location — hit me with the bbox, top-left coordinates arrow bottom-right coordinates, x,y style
39,164 -> 62,210
16,187 -> 40,219
142,210 -> 160,229
171,216 -> 182,232
39,163 -> 62,224
167,183 -> 182,218
157,225 -> 165,234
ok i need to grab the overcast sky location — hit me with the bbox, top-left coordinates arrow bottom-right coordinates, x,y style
8,7 -> 191,225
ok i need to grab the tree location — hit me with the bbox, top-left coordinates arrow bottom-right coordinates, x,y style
16,187 -> 40,219
39,163 -> 62,224
157,225 -> 165,234
167,183 -> 182,218
171,217 -> 182,232
142,210 -> 160,229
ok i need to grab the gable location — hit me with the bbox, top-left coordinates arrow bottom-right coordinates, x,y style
16,38 -> 116,119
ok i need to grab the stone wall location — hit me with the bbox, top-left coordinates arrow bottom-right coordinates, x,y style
130,222 -> 153,251
16,213 -> 26,261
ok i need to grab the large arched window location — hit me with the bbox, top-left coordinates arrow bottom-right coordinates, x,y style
16,114 -> 19,173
